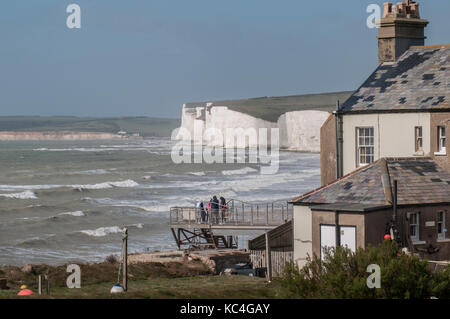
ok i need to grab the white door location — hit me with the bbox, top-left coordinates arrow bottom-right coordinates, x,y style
340,226 -> 356,252
320,225 -> 336,260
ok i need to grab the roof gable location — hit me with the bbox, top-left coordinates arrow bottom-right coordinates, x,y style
292,158 -> 450,208
340,46 -> 450,113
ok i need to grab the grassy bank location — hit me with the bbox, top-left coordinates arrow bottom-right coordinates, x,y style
0,276 -> 278,299
0,259 -> 279,299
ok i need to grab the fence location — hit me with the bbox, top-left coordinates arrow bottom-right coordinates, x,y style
249,249 -> 294,277
170,199 -> 293,228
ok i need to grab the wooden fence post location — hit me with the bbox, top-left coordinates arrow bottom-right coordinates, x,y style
45,274 -> 50,295
38,275 -> 42,295
122,227 -> 128,292
265,232 -> 272,282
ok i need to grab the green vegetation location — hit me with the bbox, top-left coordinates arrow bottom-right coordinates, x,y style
277,241 -> 450,299
0,116 -> 180,137
0,260 -> 279,299
0,276 -> 277,299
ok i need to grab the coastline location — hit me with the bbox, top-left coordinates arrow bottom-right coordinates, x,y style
0,131 -> 131,141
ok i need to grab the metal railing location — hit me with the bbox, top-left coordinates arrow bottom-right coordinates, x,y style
169,199 -> 293,228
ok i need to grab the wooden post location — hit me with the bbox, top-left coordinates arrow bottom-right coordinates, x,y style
265,232 -> 272,282
122,227 -> 128,292
45,274 -> 50,295
38,275 -> 42,295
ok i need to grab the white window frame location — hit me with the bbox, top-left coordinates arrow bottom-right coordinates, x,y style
409,212 -> 420,242
356,127 -> 374,167
437,126 -> 446,155
437,211 -> 446,240
415,126 -> 423,153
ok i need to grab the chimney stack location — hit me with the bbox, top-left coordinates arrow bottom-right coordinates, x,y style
377,0 -> 429,64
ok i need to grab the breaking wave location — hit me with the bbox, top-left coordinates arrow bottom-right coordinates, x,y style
0,180 -> 139,192
221,167 -> 258,176
72,180 -> 139,190
0,190 -> 38,199
58,211 -> 85,217
79,223 -> 144,237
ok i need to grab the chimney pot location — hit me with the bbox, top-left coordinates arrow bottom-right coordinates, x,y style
377,1 -> 428,64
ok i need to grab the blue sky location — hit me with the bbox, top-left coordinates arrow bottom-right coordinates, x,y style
0,0 -> 449,118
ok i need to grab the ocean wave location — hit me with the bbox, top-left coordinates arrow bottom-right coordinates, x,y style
79,223 -> 143,237
72,179 -> 139,190
0,190 -> 37,199
87,197 -> 193,212
221,167 -> 258,176
0,180 -> 139,192
58,211 -> 85,217
187,171 -> 206,176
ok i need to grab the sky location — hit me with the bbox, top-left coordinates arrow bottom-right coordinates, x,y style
0,0 -> 449,119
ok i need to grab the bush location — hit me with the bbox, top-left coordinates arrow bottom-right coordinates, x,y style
277,241 -> 449,299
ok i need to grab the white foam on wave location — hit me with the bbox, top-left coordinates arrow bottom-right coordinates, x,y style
188,171 -> 206,176
58,211 -> 85,217
72,169 -> 110,175
73,179 -> 139,190
80,226 -> 123,237
0,180 -> 139,192
0,190 -> 37,199
221,167 -> 258,176
79,223 -> 144,237
88,197 -> 192,212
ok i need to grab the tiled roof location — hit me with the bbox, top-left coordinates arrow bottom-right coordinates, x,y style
340,45 -> 450,113
292,158 -> 450,208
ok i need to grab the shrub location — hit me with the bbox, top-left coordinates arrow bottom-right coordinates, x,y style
277,241 -> 448,299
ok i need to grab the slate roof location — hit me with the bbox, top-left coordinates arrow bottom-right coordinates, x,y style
340,45 -> 450,113
291,158 -> 450,210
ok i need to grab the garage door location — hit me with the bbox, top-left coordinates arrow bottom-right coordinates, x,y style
320,225 -> 336,261
320,225 -> 356,260
340,226 -> 356,252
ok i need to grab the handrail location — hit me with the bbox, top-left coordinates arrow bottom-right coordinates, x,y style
169,199 -> 293,228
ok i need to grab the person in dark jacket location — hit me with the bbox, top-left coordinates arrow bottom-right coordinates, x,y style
211,196 -> 219,223
220,197 -> 227,223
199,202 -> 207,222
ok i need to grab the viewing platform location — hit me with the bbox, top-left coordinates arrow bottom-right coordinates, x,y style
169,199 -> 293,249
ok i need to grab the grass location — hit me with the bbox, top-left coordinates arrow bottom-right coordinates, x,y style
0,260 -> 281,299
0,275 -> 280,299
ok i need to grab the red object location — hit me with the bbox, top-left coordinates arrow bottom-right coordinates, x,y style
384,234 -> 392,241
17,289 -> 34,296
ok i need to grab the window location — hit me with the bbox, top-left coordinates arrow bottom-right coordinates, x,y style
415,126 -> 423,152
356,127 -> 374,167
438,211 -> 446,240
438,126 -> 446,154
409,212 -> 419,242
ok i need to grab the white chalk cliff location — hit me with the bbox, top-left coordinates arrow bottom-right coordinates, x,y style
176,104 -> 330,152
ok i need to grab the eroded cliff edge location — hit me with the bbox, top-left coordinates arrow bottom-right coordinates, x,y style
176,91 -> 353,152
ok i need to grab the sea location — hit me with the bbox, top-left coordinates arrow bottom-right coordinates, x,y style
0,138 -> 320,266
